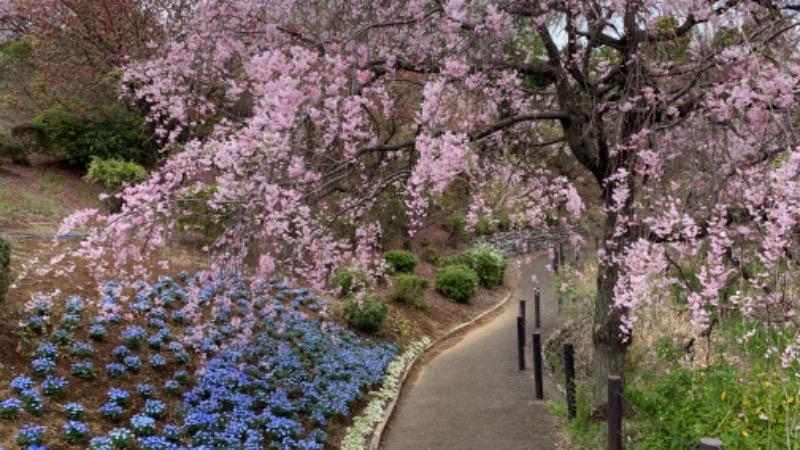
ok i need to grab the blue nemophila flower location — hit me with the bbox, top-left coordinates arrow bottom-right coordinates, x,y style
25,315 -> 45,333
106,363 -> 126,378
41,376 -> 68,397
31,297 -> 53,316
15,423 -> 45,446
143,398 -> 166,419
70,361 -> 93,379
173,370 -> 190,385
157,327 -> 171,340
138,435 -> 175,450
60,313 -> 81,330
0,397 -> 22,419
51,328 -> 71,344
107,312 -> 122,324
71,341 -> 94,357
146,335 -> 163,349
35,342 -> 58,360
164,380 -> 180,396
124,355 -> 142,373
136,384 -> 156,398
150,354 -> 167,370
112,345 -> 130,361
108,388 -> 131,406
89,323 -> 108,341
64,402 -> 86,421
108,427 -> 134,447
151,307 -> 168,320
63,420 -> 90,444
163,424 -> 183,442
31,357 -> 55,377
100,402 -> 123,421
148,318 -> 167,330
131,413 -> 156,436
170,310 -> 187,324
168,341 -> 184,353
122,326 -> 147,348
174,351 -> 190,365
20,389 -> 44,415
65,295 -> 84,315
88,436 -> 113,450
10,376 -> 34,394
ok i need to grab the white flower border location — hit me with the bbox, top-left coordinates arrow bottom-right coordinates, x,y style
341,337 -> 431,450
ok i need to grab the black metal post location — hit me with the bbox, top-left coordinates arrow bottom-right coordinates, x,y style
559,241 -> 564,267
564,343 -> 576,419
533,333 -> 544,400
520,299 -> 526,320
699,438 -> 723,450
517,316 -> 525,370
608,375 -> 622,450
552,245 -> 558,272
534,288 -> 541,329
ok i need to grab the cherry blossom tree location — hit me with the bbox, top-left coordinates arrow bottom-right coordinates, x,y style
46,0 -> 800,412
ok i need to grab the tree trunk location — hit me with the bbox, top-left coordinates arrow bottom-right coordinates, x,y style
591,207 -> 629,416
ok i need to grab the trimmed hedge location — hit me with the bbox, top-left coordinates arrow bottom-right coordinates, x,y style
384,250 -> 417,274
389,274 -> 429,309
435,265 -> 479,303
463,246 -> 507,288
343,294 -> 389,333
332,266 -> 370,297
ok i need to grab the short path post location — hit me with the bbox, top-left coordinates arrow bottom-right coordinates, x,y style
559,241 -> 564,267
607,375 -> 622,450
517,316 -> 526,371
564,343 -> 576,419
519,300 -> 527,346
534,288 -> 541,329
552,245 -> 558,272
532,333 -> 544,400
520,299 -> 527,321
699,437 -> 723,450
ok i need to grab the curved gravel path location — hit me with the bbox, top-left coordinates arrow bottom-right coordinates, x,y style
379,253 -> 569,450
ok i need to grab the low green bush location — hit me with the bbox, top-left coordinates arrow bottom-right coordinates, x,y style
389,274 -> 429,308
343,294 -> 389,333
85,158 -> 149,191
445,213 -> 466,242
384,250 -> 417,274
332,266 -> 370,297
0,237 -> 11,304
435,265 -> 479,303
463,246 -> 507,288
0,129 -> 28,164
34,103 -> 156,167
472,217 -> 495,236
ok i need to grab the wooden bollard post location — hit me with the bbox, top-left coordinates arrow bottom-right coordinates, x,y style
607,375 -> 622,450
534,288 -> 541,329
517,316 -> 525,371
533,333 -> 544,400
564,343 -> 576,419
699,438 -> 723,450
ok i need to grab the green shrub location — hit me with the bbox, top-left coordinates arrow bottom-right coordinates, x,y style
390,274 -> 430,308
343,294 -> 388,333
445,213 -> 466,242
384,250 -> 417,274
85,158 -> 149,191
463,246 -> 507,288
438,251 -> 470,268
332,266 -> 370,297
435,265 -> 479,303
472,217 -> 496,236
0,237 -> 10,304
34,103 -> 155,167
494,212 -> 512,232
0,128 -> 28,164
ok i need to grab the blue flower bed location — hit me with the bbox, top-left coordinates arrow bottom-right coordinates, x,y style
2,273 -> 398,448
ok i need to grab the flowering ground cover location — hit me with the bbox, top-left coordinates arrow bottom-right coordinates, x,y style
1,272 -> 397,449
